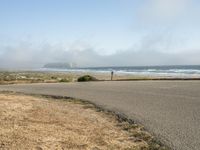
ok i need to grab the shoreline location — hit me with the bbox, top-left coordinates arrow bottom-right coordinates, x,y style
1,70 -> 200,85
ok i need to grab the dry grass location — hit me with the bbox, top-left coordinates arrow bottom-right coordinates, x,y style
0,71 -> 75,84
0,93 -> 151,150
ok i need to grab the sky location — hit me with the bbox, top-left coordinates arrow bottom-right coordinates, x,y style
0,0 -> 200,68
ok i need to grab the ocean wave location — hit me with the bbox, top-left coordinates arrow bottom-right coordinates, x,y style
39,65 -> 200,77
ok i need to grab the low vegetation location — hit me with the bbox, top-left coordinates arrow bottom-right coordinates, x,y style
0,93 -> 148,149
0,71 -> 75,84
0,92 -> 170,150
0,71 -> 101,84
77,75 -> 98,82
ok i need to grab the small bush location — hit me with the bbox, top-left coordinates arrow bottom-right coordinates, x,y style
51,76 -> 57,79
77,75 -> 98,82
59,78 -> 69,82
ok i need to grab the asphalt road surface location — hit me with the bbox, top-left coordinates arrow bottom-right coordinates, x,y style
0,81 -> 200,150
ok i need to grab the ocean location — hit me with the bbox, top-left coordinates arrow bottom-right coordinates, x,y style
41,65 -> 200,77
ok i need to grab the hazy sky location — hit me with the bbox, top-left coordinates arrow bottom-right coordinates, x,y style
0,0 -> 200,68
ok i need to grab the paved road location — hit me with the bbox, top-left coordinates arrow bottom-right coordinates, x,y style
0,81 -> 200,150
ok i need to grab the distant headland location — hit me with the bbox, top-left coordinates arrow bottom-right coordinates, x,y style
43,62 -> 77,69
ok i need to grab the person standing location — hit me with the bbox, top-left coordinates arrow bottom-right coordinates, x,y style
111,71 -> 114,81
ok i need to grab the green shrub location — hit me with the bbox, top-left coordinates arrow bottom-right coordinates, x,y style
77,75 -> 98,82
51,76 -> 57,79
59,78 -> 69,82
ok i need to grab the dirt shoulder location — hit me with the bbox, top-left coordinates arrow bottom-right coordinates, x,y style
0,92 -> 168,150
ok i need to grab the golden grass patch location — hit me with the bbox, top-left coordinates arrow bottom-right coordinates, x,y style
0,93 -> 149,150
